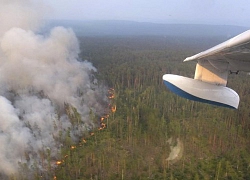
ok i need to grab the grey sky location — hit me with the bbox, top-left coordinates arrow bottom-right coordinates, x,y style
45,0 -> 250,26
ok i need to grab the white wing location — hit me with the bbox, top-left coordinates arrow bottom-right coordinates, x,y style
185,30 -> 250,86
163,30 -> 250,109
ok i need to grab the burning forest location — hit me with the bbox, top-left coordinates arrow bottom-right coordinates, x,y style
3,1 -> 250,180
0,0 -> 108,179
53,88 -> 116,179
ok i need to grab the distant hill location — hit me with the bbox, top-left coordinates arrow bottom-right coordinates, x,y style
45,20 -> 249,38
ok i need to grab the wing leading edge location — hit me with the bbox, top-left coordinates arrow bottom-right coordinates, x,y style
163,30 -> 250,109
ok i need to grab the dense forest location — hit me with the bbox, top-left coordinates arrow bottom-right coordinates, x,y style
53,35 -> 250,179
11,34 -> 250,179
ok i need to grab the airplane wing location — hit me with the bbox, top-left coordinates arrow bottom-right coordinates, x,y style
163,30 -> 250,109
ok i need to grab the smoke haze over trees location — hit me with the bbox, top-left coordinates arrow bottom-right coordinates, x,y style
48,20 -> 248,37
0,0 -> 107,178
1,1 -> 250,179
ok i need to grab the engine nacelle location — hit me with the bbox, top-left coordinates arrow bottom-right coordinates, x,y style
163,74 -> 239,109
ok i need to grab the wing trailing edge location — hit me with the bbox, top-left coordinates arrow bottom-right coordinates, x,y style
184,30 -> 250,62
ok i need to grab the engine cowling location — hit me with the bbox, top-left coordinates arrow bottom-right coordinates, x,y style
163,74 -> 239,109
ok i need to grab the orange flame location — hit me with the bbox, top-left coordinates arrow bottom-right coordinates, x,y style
101,122 -> 106,128
56,161 -> 62,165
108,88 -> 115,99
111,105 -> 116,113
90,132 -> 95,136
109,95 -> 115,99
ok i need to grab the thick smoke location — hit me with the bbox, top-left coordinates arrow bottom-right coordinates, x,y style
0,0 -> 45,36
0,0 -> 107,177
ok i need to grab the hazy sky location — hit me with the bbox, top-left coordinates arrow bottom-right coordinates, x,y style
45,0 -> 250,26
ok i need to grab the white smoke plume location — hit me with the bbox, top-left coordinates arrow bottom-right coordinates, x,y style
0,0 -> 46,36
0,0 -> 107,178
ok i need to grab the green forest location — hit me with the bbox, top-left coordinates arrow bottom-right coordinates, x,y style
53,35 -> 250,180
15,35 -> 250,180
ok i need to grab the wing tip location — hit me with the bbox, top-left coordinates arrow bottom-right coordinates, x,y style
184,54 -> 200,62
